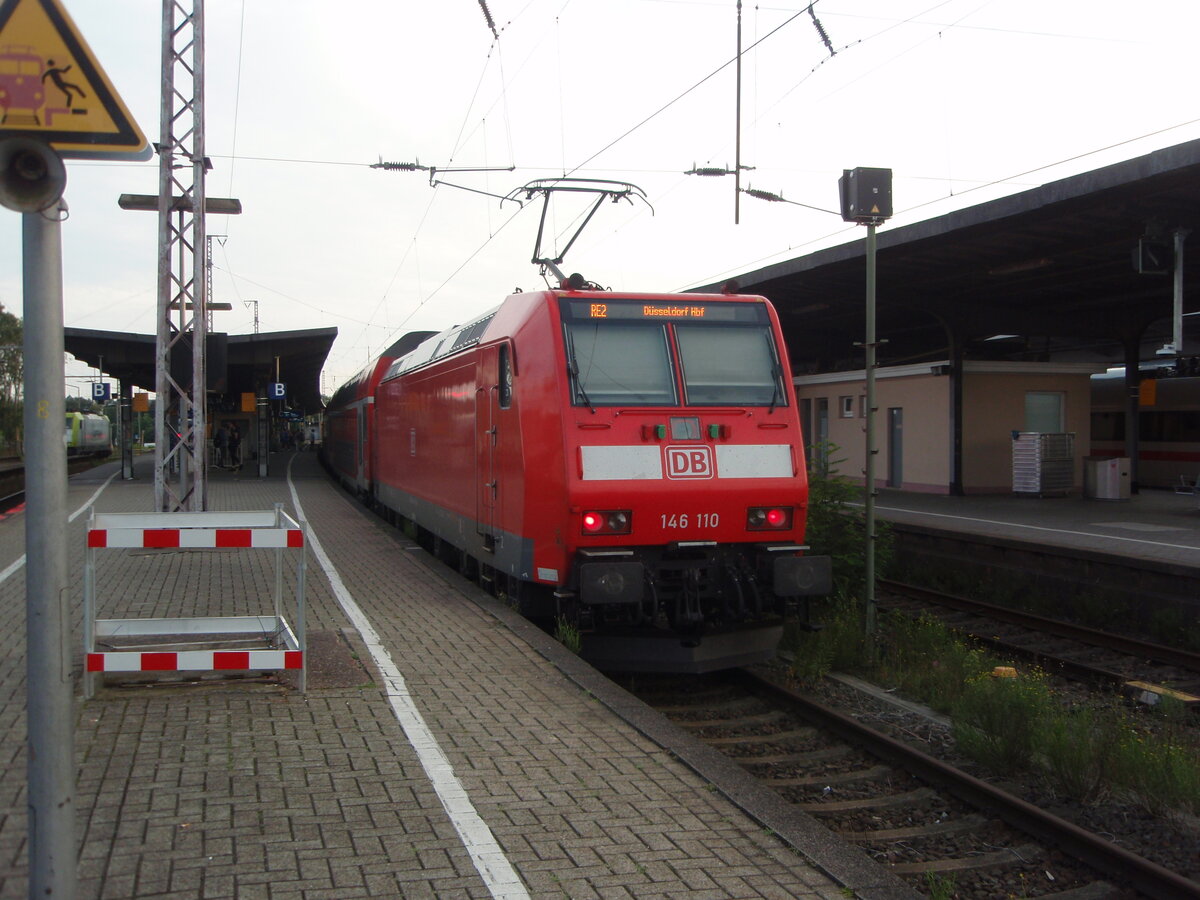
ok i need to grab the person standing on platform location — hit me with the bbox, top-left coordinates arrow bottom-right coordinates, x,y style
228,423 -> 242,471
214,422 -> 229,468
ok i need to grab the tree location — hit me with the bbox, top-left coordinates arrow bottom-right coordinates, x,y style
0,306 -> 21,455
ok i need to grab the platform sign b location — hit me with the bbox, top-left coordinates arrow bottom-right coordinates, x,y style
90,381 -> 109,402
269,382 -> 286,400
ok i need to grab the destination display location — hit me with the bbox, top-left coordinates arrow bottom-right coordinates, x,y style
563,298 -> 766,324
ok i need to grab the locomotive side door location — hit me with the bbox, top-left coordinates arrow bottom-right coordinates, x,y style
475,346 -> 500,547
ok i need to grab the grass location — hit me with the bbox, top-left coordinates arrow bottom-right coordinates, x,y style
554,616 -> 582,655
783,598 -> 1200,816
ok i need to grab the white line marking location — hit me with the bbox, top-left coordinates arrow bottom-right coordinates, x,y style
867,503 -> 1200,553
286,459 -> 529,900
0,471 -> 117,587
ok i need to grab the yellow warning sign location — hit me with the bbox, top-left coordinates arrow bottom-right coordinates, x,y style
0,0 -> 149,160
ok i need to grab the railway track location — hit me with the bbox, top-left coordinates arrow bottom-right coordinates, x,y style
624,667 -> 1199,899
878,579 -> 1200,706
0,458 -> 113,514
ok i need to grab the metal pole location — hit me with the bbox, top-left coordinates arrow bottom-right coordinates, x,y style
734,0 -> 742,225
864,222 -> 878,637
192,0 -> 208,510
23,199 -> 76,899
1173,228 -> 1189,354
154,0 -> 173,510
120,383 -> 134,480
258,393 -> 269,478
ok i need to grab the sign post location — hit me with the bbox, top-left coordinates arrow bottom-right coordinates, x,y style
839,167 -> 892,641
21,195 -> 73,900
0,1 -> 148,895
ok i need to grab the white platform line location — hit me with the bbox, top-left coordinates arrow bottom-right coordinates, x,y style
0,471 -> 117,588
287,459 -> 529,900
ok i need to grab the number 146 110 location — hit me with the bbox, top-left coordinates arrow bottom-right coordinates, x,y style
661,513 -> 720,529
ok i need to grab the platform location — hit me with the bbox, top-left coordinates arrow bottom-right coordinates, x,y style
0,451 -> 914,900
865,486 -> 1200,570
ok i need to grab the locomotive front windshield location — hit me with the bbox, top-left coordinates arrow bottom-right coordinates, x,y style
561,298 -> 785,407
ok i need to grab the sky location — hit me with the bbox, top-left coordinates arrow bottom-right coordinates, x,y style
4,0 -> 1200,397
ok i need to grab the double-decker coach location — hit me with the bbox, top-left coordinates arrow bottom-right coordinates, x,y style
324,330 -> 433,498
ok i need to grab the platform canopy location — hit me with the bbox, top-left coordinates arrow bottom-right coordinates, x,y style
64,327 -> 337,414
694,138 -> 1200,374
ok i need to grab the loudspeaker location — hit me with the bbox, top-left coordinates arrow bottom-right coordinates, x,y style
0,138 -> 66,213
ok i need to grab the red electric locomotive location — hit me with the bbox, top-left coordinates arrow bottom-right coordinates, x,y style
331,284 -> 831,672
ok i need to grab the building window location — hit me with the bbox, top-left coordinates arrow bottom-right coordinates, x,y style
840,395 -> 854,418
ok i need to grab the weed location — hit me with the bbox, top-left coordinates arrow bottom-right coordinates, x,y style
1037,704 -> 1119,802
795,605 -> 1200,815
786,597 -> 867,683
924,871 -> 957,900
951,669 -> 1050,774
554,616 -> 582,654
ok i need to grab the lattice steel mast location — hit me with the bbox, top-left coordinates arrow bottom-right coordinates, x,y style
155,0 -> 207,511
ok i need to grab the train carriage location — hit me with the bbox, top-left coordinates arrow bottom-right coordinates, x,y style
331,286 -> 830,672
1091,370 -> 1200,489
323,330 -> 434,497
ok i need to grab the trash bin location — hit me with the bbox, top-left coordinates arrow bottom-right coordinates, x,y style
1083,456 -> 1130,500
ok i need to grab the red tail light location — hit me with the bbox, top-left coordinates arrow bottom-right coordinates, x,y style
581,510 -> 632,535
747,506 -> 793,531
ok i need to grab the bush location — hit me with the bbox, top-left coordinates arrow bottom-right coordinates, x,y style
804,442 -> 893,602
877,612 -> 992,711
951,670 -> 1051,775
786,597 -> 866,683
1037,704 -> 1120,802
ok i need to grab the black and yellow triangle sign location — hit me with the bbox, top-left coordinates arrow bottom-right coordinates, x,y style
0,0 -> 149,160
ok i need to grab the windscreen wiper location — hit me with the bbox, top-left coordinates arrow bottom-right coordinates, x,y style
768,364 -> 783,413
565,332 -> 596,413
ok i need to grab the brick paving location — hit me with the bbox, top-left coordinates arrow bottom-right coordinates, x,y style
0,452 -> 873,899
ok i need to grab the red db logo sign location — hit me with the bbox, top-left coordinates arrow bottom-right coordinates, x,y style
665,446 -> 713,479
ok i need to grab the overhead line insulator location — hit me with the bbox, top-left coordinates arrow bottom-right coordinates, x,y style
478,0 -> 500,39
744,187 -> 784,202
371,160 -> 429,172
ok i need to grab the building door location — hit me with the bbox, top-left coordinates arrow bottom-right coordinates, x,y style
887,407 -> 903,488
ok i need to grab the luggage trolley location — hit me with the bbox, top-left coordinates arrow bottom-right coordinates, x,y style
83,504 -> 307,697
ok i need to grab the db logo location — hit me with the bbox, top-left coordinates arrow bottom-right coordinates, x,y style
665,445 -> 714,479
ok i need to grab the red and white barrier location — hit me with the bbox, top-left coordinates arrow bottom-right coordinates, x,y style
83,506 -> 307,696
87,649 -> 303,673
87,527 -> 303,549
